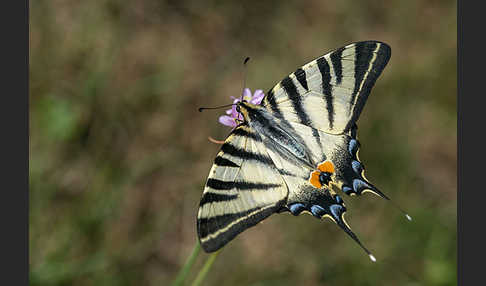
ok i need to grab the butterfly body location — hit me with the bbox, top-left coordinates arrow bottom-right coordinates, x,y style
237,101 -> 314,169
198,41 -> 392,255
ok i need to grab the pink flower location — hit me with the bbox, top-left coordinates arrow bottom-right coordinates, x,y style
218,88 -> 264,128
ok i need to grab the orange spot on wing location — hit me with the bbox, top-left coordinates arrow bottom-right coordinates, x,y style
318,161 -> 335,174
309,171 -> 322,188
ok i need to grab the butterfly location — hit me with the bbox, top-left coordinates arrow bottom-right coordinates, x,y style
197,41 -> 402,260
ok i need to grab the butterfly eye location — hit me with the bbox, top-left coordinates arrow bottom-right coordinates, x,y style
236,105 -> 241,113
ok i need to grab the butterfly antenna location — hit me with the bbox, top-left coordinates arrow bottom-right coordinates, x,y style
198,103 -> 236,112
240,57 -> 250,102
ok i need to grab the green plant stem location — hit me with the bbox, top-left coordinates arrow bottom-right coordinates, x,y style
170,242 -> 201,286
190,251 -> 220,286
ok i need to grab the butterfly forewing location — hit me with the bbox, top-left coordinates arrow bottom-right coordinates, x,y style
262,41 -> 391,134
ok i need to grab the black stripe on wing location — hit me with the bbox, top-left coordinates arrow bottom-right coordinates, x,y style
214,156 -> 239,168
350,42 -> 376,107
232,126 -> 261,142
197,203 -> 283,252
344,42 -> 391,132
221,143 -> 274,166
199,193 -> 238,206
330,46 -> 344,84
198,207 -> 262,238
281,76 -> 323,148
263,89 -> 282,117
316,57 -> 334,129
206,178 -> 281,191
281,76 -> 308,124
294,68 -> 309,91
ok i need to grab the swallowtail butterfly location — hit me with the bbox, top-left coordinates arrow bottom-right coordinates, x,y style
197,41 -> 398,259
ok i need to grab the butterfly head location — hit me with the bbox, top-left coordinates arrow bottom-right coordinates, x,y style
235,100 -> 261,123
234,100 -> 245,113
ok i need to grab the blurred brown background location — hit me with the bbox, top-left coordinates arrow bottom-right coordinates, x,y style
30,1 -> 456,285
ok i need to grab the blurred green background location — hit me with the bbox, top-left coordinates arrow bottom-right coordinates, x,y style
30,1 -> 456,285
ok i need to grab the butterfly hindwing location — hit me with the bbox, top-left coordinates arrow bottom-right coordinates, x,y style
256,118 -> 373,255
262,41 -> 391,134
283,120 -> 389,199
197,124 -> 288,252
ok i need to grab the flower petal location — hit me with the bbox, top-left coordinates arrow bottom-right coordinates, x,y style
250,89 -> 265,104
230,104 -> 238,118
242,88 -> 252,101
218,115 -> 237,127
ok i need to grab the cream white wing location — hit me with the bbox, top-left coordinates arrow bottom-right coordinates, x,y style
197,125 -> 288,252
262,41 -> 391,135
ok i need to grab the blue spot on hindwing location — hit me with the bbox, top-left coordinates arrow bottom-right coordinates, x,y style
329,204 -> 344,220
353,179 -> 371,194
342,186 -> 353,195
351,160 -> 363,175
348,139 -> 359,157
289,203 -> 305,215
310,205 -> 326,217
